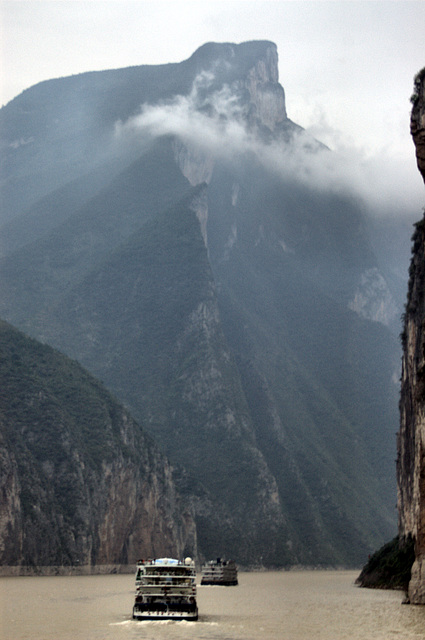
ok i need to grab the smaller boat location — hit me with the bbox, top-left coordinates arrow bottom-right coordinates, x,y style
200,558 -> 238,586
132,557 -> 198,621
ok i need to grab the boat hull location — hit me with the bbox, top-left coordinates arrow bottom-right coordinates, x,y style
132,606 -> 198,621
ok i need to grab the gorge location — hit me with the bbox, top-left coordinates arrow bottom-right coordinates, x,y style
0,41 -> 414,569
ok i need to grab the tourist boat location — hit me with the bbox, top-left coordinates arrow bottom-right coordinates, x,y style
200,558 -> 238,585
132,557 -> 198,621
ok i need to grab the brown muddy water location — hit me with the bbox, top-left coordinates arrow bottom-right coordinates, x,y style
1,570 -> 424,639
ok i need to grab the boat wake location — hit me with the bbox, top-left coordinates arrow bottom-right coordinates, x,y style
110,618 -> 218,626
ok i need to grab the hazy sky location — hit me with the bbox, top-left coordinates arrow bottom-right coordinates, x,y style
1,0 -> 425,211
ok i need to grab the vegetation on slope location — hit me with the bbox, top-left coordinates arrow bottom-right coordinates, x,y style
356,536 -> 415,591
0,319 -> 192,567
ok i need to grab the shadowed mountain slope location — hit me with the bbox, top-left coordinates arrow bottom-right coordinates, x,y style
0,41 -> 405,566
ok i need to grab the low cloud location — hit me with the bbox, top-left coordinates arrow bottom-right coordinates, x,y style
114,74 -> 424,218
114,71 -> 250,159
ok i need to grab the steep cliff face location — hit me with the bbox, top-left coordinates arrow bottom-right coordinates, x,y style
397,67 -> 425,604
233,41 -> 286,130
172,41 -> 288,188
0,320 -> 196,570
411,69 -> 425,182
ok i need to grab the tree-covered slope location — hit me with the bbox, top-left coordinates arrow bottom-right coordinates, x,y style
0,319 -> 195,567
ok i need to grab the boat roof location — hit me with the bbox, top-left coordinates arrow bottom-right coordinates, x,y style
137,557 -> 194,566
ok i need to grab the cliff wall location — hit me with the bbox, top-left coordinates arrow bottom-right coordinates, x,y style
397,67 -> 425,604
173,41 -> 287,188
411,69 -> 425,181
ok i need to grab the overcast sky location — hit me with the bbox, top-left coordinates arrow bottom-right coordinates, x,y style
1,0 -> 425,212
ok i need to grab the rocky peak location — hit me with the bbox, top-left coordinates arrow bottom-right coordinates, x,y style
188,40 -> 286,132
174,41 -> 287,206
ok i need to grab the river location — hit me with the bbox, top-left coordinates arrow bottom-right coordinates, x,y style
1,570 -> 424,639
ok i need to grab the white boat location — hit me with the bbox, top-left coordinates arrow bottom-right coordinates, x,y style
200,558 -> 238,586
132,557 -> 198,621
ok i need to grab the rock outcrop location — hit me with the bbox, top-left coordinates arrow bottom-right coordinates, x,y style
397,67 -> 425,604
411,69 -> 425,182
348,267 -> 398,326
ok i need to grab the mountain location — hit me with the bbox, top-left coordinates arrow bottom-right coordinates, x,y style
397,66 -> 425,604
0,41 -> 406,566
0,319 -> 196,569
